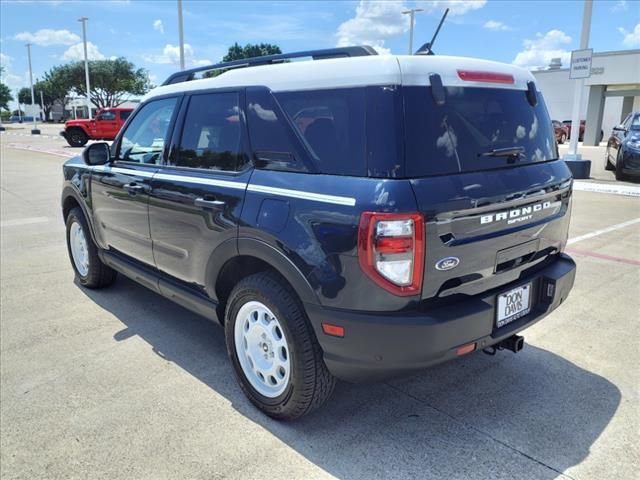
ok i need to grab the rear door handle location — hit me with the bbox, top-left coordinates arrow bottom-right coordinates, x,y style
194,197 -> 225,210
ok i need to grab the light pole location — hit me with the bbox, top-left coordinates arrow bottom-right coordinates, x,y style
78,16 -> 92,119
177,0 -> 185,69
402,8 -> 423,55
40,90 -> 45,122
566,0 -> 592,160
25,43 -> 40,134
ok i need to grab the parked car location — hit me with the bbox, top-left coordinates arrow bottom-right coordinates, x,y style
552,120 -> 568,144
605,112 -> 640,181
60,107 -> 134,147
61,47 -> 576,419
9,115 -> 35,123
562,119 -> 604,142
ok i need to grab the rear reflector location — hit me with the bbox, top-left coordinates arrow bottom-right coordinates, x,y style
457,70 -> 514,84
322,323 -> 345,338
456,343 -> 476,356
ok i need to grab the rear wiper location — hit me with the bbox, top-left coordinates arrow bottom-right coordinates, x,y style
479,147 -> 525,161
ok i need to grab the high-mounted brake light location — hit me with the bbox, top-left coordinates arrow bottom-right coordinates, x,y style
457,70 -> 514,84
358,212 -> 424,296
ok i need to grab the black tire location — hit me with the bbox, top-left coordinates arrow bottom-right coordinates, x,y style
65,207 -> 117,288
225,271 -> 335,420
614,150 -> 626,181
605,149 -> 614,171
66,128 -> 88,147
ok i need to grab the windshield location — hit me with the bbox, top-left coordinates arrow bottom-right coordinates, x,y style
404,86 -> 558,177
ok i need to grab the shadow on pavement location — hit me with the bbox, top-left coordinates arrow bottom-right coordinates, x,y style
79,276 -> 621,479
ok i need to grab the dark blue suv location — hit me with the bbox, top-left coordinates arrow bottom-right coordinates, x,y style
61,47 -> 576,419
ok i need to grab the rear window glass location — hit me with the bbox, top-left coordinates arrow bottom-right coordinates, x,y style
404,86 -> 558,177
276,88 -> 366,176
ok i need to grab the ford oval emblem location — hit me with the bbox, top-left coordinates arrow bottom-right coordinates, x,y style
435,257 -> 460,271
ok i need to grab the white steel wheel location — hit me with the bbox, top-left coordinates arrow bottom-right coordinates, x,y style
69,221 -> 90,277
234,300 -> 291,398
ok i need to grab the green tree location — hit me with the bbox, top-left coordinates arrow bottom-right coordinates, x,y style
0,66 -> 13,111
222,42 -> 282,62
204,43 -> 282,78
62,57 -> 151,109
17,87 -> 31,105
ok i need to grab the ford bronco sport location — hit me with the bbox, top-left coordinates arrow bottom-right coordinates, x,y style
61,46 -> 576,420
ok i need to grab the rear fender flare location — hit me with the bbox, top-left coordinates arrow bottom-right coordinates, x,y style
205,237 -> 319,306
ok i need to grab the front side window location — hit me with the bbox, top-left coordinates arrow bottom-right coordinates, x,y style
99,111 -> 116,121
120,110 -> 132,121
118,97 -> 177,164
175,92 -> 245,172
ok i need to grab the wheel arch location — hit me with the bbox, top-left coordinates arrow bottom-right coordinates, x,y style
61,185 -> 99,245
208,237 -> 319,324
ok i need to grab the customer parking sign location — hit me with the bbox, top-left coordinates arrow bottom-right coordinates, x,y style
569,48 -> 593,79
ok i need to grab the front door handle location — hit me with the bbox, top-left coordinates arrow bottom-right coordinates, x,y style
194,197 -> 225,210
124,182 -> 146,193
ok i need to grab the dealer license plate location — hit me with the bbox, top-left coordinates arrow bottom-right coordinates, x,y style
496,283 -> 532,328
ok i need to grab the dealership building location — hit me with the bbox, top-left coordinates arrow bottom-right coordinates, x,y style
532,49 -> 640,146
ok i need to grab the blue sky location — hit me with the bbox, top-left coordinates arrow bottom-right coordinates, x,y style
1,0 -> 639,107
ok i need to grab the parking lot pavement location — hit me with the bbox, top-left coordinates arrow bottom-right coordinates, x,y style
1,133 -> 639,480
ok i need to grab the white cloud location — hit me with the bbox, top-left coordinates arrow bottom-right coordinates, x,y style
14,29 -> 80,46
416,0 -> 487,16
336,1 -> 486,53
0,52 -> 12,69
512,29 -> 572,70
618,24 -> 640,48
153,19 -> 164,34
483,20 -> 511,31
611,1 -> 627,12
0,53 -> 26,91
336,1 -> 408,53
144,44 -> 210,67
62,42 -> 106,61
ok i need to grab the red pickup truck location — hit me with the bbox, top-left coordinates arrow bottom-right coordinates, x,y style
60,107 -> 133,147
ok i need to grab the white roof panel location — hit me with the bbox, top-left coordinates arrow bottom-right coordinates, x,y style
143,54 -> 536,101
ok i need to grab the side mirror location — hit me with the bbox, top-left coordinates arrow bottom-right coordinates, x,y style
83,142 -> 111,166
613,125 -> 627,132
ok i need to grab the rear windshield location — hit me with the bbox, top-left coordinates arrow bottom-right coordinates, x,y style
404,86 -> 558,177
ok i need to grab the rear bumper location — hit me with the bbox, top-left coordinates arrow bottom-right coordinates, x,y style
306,254 -> 576,383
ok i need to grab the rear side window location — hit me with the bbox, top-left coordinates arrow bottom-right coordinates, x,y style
176,92 -> 246,172
276,88 -> 366,176
246,88 -> 306,170
404,86 -> 558,177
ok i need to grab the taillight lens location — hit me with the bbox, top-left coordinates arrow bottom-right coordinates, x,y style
457,70 -> 514,84
358,212 -> 424,296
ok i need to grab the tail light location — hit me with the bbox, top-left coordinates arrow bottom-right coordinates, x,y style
358,212 -> 424,296
457,70 -> 514,84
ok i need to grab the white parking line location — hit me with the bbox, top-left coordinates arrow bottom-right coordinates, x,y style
1,217 -> 50,227
573,181 -> 640,197
567,217 -> 640,245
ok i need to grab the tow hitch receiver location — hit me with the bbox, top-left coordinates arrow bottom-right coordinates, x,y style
483,335 -> 525,355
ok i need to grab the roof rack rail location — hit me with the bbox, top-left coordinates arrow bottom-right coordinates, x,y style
161,45 -> 378,86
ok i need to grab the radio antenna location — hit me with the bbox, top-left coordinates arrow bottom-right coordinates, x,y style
415,8 -> 449,55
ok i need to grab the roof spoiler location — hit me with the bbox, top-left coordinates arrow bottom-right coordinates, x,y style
161,45 -> 378,86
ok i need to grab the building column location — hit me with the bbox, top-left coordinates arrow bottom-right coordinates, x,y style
583,85 -> 606,146
620,96 -> 634,123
